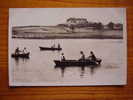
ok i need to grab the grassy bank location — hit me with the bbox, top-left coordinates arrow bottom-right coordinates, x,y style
12,26 -> 123,39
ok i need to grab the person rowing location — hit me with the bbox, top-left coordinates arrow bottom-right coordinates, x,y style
89,51 -> 97,61
79,51 -> 85,61
89,51 -> 102,64
22,47 -> 28,54
15,47 -> 21,55
58,43 -> 61,49
15,47 -> 28,55
61,53 -> 66,61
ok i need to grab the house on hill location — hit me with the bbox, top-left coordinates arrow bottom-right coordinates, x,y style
66,17 -> 89,27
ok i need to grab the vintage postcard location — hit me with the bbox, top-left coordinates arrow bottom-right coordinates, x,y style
9,8 -> 127,86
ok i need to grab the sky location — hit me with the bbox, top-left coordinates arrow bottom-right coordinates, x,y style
9,8 -> 126,26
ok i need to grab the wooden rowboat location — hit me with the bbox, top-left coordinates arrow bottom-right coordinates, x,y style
54,58 -> 102,67
39,46 -> 62,51
11,52 -> 30,58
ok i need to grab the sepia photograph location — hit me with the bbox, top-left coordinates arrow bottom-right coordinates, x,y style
9,8 -> 127,86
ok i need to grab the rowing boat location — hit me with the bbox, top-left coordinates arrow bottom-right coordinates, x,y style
11,52 -> 30,58
54,58 -> 102,66
39,46 -> 62,51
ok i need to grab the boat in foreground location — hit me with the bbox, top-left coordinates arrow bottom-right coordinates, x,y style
11,52 -> 30,58
54,58 -> 102,67
39,46 -> 62,51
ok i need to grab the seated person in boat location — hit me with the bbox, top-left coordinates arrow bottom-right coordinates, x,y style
22,47 -> 28,54
15,47 -> 21,55
79,51 -> 85,61
51,44 -> 55,48
61,53 -> 66,61
58,43 -> 61,49
89,51 -> 97,61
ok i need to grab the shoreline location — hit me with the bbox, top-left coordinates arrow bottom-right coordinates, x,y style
12,26 -> 123,40
12,36 -> 123,39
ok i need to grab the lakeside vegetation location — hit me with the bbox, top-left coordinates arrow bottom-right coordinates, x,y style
12,26 -> 123,39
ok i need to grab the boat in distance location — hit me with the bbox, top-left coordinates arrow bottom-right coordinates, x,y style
11,52 -> 30,58
54,58 -> 102,67
39,46 -> 62,51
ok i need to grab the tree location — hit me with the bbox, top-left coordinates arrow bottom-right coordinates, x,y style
96,22 -> 103,30
107,22 -> 114,30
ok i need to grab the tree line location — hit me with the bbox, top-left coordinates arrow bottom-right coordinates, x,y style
58,21 -> 123,31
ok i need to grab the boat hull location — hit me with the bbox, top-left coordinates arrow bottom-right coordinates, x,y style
11,52 -> 30,58
39,47 -> 62,51
54,59 -> 101,67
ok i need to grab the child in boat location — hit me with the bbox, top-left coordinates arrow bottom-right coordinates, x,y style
79,51 -> 85,61
61,53 -> 66,61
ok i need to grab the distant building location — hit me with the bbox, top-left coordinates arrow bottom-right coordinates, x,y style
58,17 -> 123,30
66,17 -> 88,26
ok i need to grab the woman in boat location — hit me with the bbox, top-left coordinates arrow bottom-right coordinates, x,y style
61,53 -> 66,61
79,51 -> 85,61
89,51 -> 96,61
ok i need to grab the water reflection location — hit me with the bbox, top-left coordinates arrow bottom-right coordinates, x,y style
13,57 -> 30,66
54,65 -> 101,78
80,66 -> 85,77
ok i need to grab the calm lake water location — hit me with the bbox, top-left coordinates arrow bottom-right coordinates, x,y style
9,39 -> 126,86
